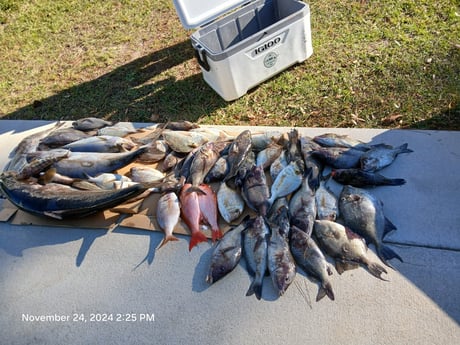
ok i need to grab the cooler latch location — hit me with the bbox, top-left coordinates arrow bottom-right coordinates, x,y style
194,46 -> 210,72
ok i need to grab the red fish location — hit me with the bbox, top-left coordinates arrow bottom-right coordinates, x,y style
179,183 -> 208,251
197,184 -> 223,243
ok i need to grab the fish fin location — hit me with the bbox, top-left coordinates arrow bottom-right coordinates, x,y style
335,261 -> 359,274
188,231 -> 208,251
185,186 -> 207,195
382,217 -> 398,239
158,234 -> 180,249
366,261 -> 389,281
386,178 -> 406,186
379,244 -> 403,266
246,280 -> 263,300
211,228 -> 223,243
316,281 -> 335,302
398,143 -> 414,154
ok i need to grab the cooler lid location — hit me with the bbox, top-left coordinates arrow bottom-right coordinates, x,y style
173,0 -> 249,29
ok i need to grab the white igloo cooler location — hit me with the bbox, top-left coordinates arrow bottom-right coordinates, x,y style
173,0 -> 313,101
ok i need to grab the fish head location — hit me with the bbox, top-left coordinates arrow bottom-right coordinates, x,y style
272,263 -> 296,296
207,261 -> 234,284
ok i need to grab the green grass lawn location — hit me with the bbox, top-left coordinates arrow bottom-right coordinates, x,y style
0,0 -> 459,129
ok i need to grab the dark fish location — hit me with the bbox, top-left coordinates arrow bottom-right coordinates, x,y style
52,146 -> 149,179
338,185 -> 402,267
224,130 -> 253,182
15,151 -> 70,180
285,128 -> 302,163
187,142 -> 222,194
312,146 -> 364,169
197,184 -> 223,242
313,133 -> 371,151
268,200 -> 290,238
255,142 -> 283,170
161,151 -> 186,172
97,122 -> 139,137
0,172 -> 150,219
251,131 -> 283,152
243,216 -> 270,300
39,128 -> 91,148
313,220 -> 388,280
206,220 -> 248,285
137,140 -> 169,163
361,143 -> 413,172
179,183 -> 208,251
267,221 -> 296,296
269,150 -> 287,181
161,120 -> 200,131
72,117 -> 113,131
289,226 -> 335,301
299,136 -> 324,191
331,169 -> 406,187
204,156 -> 229,183
242,164 -> 270,216
289,177 -> 317,236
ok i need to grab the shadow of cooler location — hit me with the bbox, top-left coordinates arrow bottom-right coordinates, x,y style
173,0 -> 313,101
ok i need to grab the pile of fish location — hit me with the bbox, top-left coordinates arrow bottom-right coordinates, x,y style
0,118 -> 413,301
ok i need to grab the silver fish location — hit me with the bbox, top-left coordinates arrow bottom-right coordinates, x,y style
204,156 -> 229,183
315,180 -> 339,221
0,173 -> 150,219
313,220 -> 388,280
52,146 -> 149,179
72,117 -> 113,131
360,143 -> 413,172
162,130 -> 209,153
270,150 -> 288,181
256,142 -> 283,169
39,128 -> 91,148
313,133 -> 371,151
251,131 -> 283,151
267,159 -> 304,207
289,226 -> 335,301
267,222 -> 296,296
243,216 -> 270,300
138,140 -> 169,163
62,135 -> 137,153
289,177 -> 317,236
217,181 -> 245,224
338,185 -> 402,267
85,173 -> 132,190
206,221 -> 248,284
186,142 -> 222,194
156,192 -> 181,248
129,166 -> 165,183
97,122 -> 139,137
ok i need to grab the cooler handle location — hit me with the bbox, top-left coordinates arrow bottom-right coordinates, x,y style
194,47 -> 210,72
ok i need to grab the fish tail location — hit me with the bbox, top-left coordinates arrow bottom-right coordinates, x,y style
188,231 -> 208,251
366,261 -> 389,281
385,178 -> 406,186
379,244 -> 403,265
316,281 -> 335,302
211,228 -> 223,243
246,279 -> 263,300
185,185 -> 207,195
397,143 -> 414,154
382,217 -> 398,239
158,234 -> 180,249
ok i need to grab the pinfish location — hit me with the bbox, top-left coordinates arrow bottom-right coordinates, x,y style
224,130 -> 253,182
85,173 -> 132,190
267,222 -> 296,296
289,226 -> 335,301
52,145 -> 149,179
243,216 -> 270,300
38,128 -> 91,148
206,220 -> 248,285
62,135 -> 137,153
156,191 -> 181,248
311,146 -> 364,169
162,130 -> 209,153
0,172 -> 151,219
72,117 -> 113,131
331,169 -> 406,187
360,143 -> 413,172
313,220 -> 388,280
217,181 -> 245,224
289,177 -> 316,236
315,179 -> 339,221
269,150 -> 288,181
338,185 -> 402,267
97,122 -> 140,137
313,133 -> 371,151
179,183 -> 208,251
255,142 -> 283,170
129,166 -> 165,183
299,136 -> 324,191
267,159 -> 304,207
242,164 -> 270,216
197,183 -> 223,242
